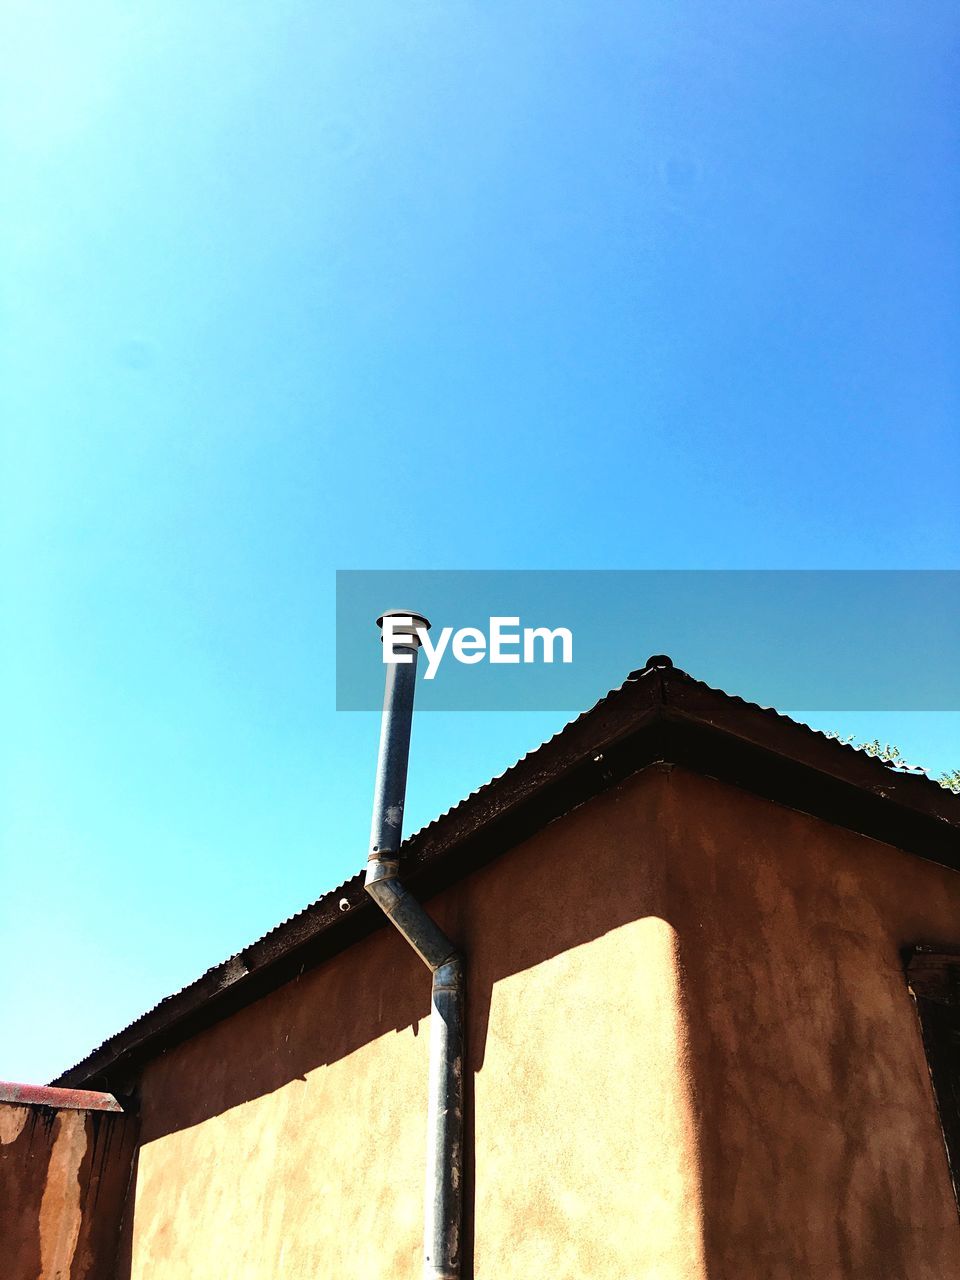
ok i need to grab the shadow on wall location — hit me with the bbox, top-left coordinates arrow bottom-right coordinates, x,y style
115,768 -> 960,1279
116,762 -> 706,1274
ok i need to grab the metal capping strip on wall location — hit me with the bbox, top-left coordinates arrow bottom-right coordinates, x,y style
0,1080 -> 123,1112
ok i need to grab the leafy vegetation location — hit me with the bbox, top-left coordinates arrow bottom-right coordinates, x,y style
825,733 -> 960,793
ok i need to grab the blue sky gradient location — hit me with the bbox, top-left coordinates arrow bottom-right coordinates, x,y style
2,1 -> 958,1081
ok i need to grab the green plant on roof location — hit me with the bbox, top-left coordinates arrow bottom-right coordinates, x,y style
825,733 -> 959,793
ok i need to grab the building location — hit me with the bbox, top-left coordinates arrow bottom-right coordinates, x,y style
4,656 -> 960,1278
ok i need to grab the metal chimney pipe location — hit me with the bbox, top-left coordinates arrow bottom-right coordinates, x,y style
364,611 -> 465,1280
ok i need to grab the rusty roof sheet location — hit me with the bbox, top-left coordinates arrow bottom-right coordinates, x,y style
52,658 -> 960,1091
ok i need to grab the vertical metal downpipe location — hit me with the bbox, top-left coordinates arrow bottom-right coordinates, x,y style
364,611 -> 464,1280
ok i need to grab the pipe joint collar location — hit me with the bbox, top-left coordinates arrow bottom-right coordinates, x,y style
433,958 -> 464,993
365,856 -> 400,887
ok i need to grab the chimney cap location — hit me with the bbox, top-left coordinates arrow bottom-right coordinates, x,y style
376,609 -> 431,640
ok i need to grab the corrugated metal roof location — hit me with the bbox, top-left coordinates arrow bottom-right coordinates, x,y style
52,658 -> 960,1090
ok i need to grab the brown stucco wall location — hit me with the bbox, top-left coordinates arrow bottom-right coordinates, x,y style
123,766 -> 960,1278
0,1101 -> 137,1279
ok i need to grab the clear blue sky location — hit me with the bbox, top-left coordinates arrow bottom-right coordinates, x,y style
1,1 -> 958,1083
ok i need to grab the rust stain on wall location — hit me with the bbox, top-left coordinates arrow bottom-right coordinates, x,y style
0,1100 -> 138,1280
39,1110 -> 87,1279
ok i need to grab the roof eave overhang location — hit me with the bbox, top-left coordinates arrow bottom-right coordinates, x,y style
53,668 -> 960,1092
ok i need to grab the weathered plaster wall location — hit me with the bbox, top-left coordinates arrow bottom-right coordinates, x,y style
0,1101 -> 137,1279
656,769 -> 960,1280
125,766 -> 960,1278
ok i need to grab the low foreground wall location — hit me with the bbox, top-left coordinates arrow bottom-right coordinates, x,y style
0,1083 -> 137,1280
